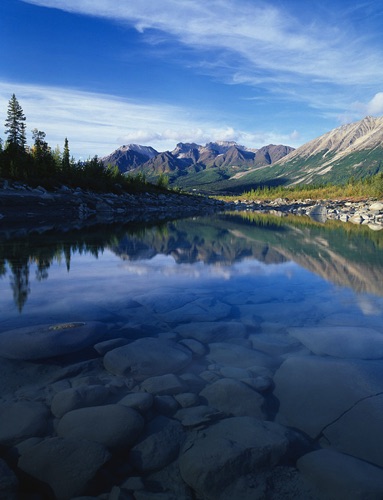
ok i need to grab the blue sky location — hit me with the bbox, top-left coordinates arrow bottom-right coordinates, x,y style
1,0 -> 383,158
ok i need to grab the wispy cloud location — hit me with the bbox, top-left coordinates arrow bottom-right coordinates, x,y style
22,0 -> 383,88
0,81 -> 298,156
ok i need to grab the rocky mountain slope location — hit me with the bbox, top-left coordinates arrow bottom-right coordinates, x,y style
228,116 -> 383,191
101,116 -> 383,193
102,144 -> 158,172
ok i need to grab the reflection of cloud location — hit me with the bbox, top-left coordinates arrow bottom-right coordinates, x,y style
356,295 -> 382,316
119,253 -> 298,281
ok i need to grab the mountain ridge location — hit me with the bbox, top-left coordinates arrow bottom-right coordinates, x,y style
101,115 -> 383,193
101,141 -> 294,182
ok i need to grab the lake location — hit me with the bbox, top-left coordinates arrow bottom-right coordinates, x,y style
1,211 -> 383,499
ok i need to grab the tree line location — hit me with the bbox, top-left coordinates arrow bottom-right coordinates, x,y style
0,94 -> 168,193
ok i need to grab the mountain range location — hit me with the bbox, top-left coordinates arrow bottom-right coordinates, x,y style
102,115 -> 383,193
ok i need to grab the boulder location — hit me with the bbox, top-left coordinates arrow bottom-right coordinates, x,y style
140,373 -> 184,396
153,395 -> 179,416
369,202 -> 383,211
199,378 -> 266,418
51,385 -> 110,418
179,416 -> 307,500
249,333 -> 302,356
159,297 -> 231,324
174,405 -> 224,428
207,342 -> 278,370
0,458 -> 19,500
288,326 -> 383,359
57,404 -> 144,450
118,392 -> 154,413
0,322 -> 105,360
103,338 -> 192,380
18,437 -> 110,500
174,392 -> 200,408
323,393 -> 383,467
274,356 -> 383,438
93,338 -> 130,355
175,321 -> 247,344
0,401 -> 50,447
142,461 -> 194,500
129,416 -> 185,472
298,449 -> 383,499
178,338 -> 207,357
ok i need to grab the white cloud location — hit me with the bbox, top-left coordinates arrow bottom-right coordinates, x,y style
366,92 -> 383,115
0,80 -> 297,157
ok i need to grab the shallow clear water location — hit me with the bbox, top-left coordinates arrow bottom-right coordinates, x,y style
1,212 -> 383,498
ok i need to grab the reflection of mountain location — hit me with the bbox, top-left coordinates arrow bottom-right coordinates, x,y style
223,214 -> 383,296
111,214 -> 383,296
111,221 -> 287,266
1,214 -> 383,310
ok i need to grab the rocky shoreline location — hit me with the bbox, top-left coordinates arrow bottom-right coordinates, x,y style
0,181 -> 225,230
1,180 -> 382,232
227,197 -> 383,229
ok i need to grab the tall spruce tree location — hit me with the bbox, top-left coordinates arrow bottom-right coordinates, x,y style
62,137 -> 70,172
5,94 -> 26,149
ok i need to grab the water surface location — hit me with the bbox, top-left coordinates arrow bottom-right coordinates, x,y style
1,212 -> 383,498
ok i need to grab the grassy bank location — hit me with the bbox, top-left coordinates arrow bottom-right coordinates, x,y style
219,172 -> 383,202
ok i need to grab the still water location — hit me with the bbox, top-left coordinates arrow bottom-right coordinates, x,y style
1,212 -> 383,499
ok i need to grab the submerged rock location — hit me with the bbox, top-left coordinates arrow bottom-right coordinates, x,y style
199,378 -> 266,418
118,392 -> 154,414
0,458 -> 19,500
0,322 -> 105,360
18,437 -> 110,500
103,338 -> 192,380
179,416 -> 307,500
140,373 -> 185,396
274,356 -> 383,438
323,393 -> 383,468
176,321 -> 247,344
288,326 -> 383,359
129,416 -> 185,472
0,401 -> 50,447
51,385 -> 111,418
207,342 -> 278,370
57,404 -> 144,450
298,449 -> 383,499
174,405 -> 224,428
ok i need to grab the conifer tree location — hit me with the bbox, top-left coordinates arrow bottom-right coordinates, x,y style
5,94 -> 26,149
62,137 -> 70,172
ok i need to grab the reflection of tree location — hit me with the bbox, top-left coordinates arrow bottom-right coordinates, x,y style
9,260 -> 30,313
0,221 -> 160,311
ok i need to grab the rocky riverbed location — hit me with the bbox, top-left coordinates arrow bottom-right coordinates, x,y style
227,197 -> 383,229
1,313 -> 383,499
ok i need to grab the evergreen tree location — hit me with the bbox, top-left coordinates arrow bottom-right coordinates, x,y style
31,128 -> 56,181
4,94 -> 26,149
62,137 -> 70,172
